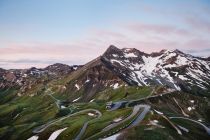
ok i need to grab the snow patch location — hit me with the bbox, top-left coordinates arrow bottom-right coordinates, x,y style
124,52 -> 138,58
73,97 -> 81,102
142,56 -> 159,75
171,71 -> 178,77
187,107 -> 192,111
164,52 -> 177,60
110,59 -> 124,66
102,133 -> 121,140
190,100 -> 194,103
154,109 -> 163,115
179,75 -> 188,81
88,113 -> 95,117
90,99 -> 95,102
61,105 -> 66,109
13,113 -> 20,119
113,117 -> 122,123
73,66 -> 78,70
198,119 -> 202,122
178,125 -> 189,133
112,54 -> 118,57
27,136 -> 39,140
75,84 -> 80,90
176,55 -> 188,66
23,74 -> 28,77
85,79 -> 90,83
113,83 -> 119,89
149,120 -> 161,126
153,120 -> 158,123
156,79 -> 163,85
48,128 -> 67,140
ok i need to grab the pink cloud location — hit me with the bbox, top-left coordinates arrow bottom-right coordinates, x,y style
0,41 -> 107,69
127,23 -> 174,34
125,23 -> 191,36
183,39 -> 210,49
90,29 -> 126,39
1,21 -> 210,69
185,17 -> 210,33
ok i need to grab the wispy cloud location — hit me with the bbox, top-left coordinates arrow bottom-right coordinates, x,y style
2,19 -> 210,69
1,0 -> 210,69
125,23 -> 191,36
0,41 -> 108,69
185,17 -> 210,34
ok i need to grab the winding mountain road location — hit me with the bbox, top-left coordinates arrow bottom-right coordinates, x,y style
33,109 -> 102,134
103,105 -> 150,131
169,117 -> 210,135
33,89 -> 172,139
86,104 -> 151,140
47,93 -> 61,109
44,87 -> 61,109
109,101 -> 127,111
129,105 -> 150,127
74,110 -> 102,140
126,90 -> 175,107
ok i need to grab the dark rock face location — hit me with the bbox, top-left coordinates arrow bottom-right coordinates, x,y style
44,63 -> 81,76
101,45 -> 146,85
57,57 -> 125,102
103,45 -> 146,64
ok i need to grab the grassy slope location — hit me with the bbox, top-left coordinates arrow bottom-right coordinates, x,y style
116,111 -> 210,140
95,86 -> 152,102
114,92 -> 210,140
0,86 -> 210,140
0,85 -> 153,140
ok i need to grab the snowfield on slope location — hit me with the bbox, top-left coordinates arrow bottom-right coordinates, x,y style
48,128 -> 67,140
104,48 -> 210,91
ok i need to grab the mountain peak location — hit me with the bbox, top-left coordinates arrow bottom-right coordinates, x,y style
172,49 -> 185,55
45,63 -> 70,69
108,45 -> 119,50
103,45 -> 123,57
122,48 -> 137,52
104,45 -> 121,53
101,45 -> 210,94
104,45 -> 147,58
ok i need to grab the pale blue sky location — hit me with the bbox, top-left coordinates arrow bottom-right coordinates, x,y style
0,0 -> 210,69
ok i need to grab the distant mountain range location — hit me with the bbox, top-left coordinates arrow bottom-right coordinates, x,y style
0,46 -> 210,140
1,45 -> 209,98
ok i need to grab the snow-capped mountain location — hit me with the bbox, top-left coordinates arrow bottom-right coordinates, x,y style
101,45 -> 210,96
0,45 -> 209,97
1,45 -> 210,140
